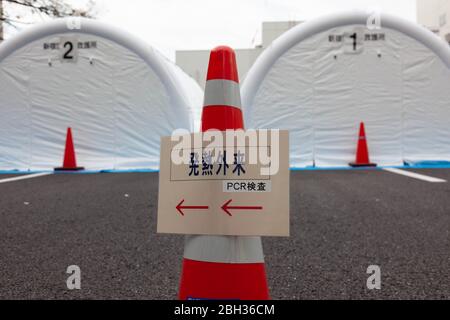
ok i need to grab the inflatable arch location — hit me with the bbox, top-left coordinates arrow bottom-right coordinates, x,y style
0,18 -> 203,171
242,11 -> 450,167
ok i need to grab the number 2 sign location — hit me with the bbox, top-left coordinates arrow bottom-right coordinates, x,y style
59,37 -> 78,63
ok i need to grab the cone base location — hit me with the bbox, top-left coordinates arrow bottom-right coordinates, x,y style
179,258 -> 269,300
349,163 -> 377,168
54,167 -> 85,171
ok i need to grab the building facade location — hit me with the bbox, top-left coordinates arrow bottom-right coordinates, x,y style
176,21 -> 300,89
417,0 -> 450,43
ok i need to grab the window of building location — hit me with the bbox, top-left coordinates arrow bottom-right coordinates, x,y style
439,13 -> 447,27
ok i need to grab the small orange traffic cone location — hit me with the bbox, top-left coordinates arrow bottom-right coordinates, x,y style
349,122 -> 377,167
54,127 -> 84,171
179,46 -> 270,300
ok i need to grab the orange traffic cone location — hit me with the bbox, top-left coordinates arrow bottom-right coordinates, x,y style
178,46 -> 270,300
54,127 -> 84,171
349,122 -> 377,167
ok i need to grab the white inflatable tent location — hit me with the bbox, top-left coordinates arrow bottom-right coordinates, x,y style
0,18 -> 202,171
242,11 -> 450,168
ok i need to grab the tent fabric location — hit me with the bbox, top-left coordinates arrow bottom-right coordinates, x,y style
242,11 -> 450,168
0,18 -> 203,171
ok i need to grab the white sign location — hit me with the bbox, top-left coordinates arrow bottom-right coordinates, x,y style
157,130 -> 290,237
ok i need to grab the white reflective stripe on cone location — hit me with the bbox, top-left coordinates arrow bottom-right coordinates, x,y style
203,79 -> 242,109
184,235 -> 264,264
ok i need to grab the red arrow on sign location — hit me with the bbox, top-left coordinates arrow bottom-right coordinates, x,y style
176,199 -> 209,216
221,199 -> 263,217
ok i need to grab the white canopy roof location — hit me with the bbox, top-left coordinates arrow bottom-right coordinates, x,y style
242,11 -> 450,167
0,18 -> 203,171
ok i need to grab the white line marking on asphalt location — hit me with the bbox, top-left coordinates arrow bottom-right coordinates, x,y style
0,172 -> 52,184
383,168 -> 447,183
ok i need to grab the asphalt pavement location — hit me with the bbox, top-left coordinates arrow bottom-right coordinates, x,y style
0,169 -> 449,299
